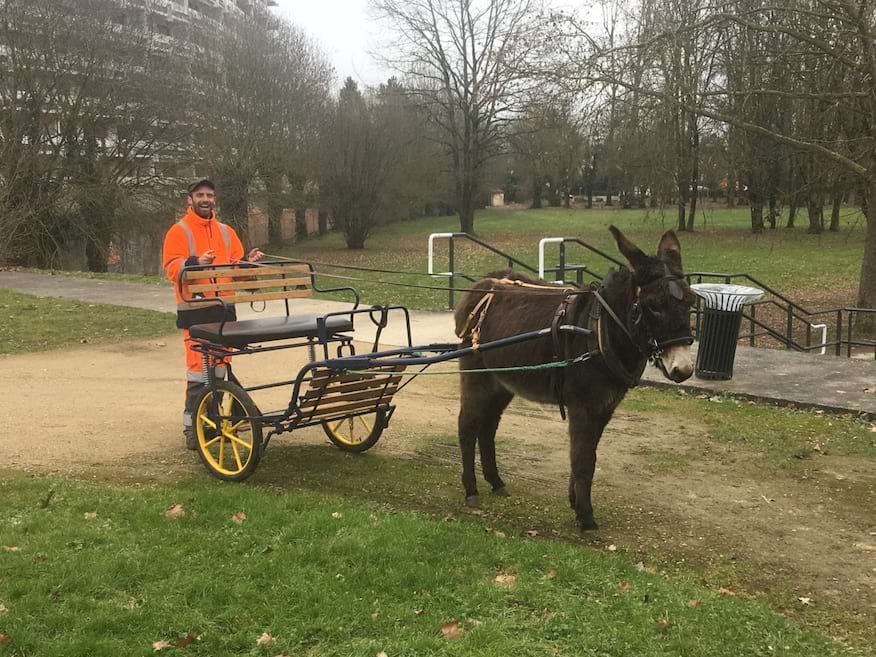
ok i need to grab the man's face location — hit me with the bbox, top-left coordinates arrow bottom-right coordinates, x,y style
188,186 -> 215,219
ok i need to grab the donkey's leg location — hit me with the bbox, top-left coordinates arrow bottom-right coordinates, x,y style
568,408 -> 611,531
458,354 -> 487,506
478,385 -> 514,495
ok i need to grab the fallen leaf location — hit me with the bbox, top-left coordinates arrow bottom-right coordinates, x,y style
80,338 -> 88,344
175,634 -> 196,648
371,611 -> 378,622
546,568 -> 557,579
152,639 -> 172,651
156,341 -> 167,347
0,634 -> 10,646
607,544 -> 617,552
256,632 -> 274,646
164,503 -> 185,519
231,511 -> 247,524
687,599 -> 701,608
377,653 -> 388,657
718,587 -> 736,596
414,608 -> 425,616
32,553 -> 47,563
798,596 -> 813,606
440,620 -> 462,639
635,561 -> 646,572
84,511 -> 97,520
525,529 -> 539,538
0,603 -> 7,615
618,580 -> 633,592
656,618 -> 672,634
708,396 -> 722,403
494,572 -> 517,587
331,512 -> 343,519
2,546 -> 19,552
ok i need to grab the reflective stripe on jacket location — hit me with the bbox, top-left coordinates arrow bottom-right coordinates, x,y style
161,208 -> 246,327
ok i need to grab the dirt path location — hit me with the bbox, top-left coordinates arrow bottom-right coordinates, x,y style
1,337 -> 874,647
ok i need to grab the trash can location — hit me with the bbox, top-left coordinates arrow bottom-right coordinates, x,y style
690,283 -> 764,380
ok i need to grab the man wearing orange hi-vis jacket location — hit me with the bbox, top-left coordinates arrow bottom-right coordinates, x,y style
162,178 -> 264,450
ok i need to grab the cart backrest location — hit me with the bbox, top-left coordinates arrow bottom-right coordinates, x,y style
183,262 -> 313,306
297,366 -> 406,423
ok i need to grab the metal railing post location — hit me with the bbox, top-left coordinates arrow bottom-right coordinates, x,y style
558,242 -> 566,282
835,310 -> 843,356
847,311 -> 853,358
786,304 -> 793,350
448,237 -> 455,310
749,305 -> 756,346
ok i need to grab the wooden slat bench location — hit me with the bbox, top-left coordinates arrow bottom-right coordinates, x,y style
182,261 -> 354,347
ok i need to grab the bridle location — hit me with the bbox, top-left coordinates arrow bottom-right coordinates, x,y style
588,270 -> 694,384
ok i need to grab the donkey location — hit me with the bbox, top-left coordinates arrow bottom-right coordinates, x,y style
454,226 -> 696,530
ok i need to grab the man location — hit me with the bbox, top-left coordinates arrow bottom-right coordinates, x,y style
162,178 -> 263,450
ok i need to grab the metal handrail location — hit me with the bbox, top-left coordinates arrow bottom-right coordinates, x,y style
428,232 -> 538,308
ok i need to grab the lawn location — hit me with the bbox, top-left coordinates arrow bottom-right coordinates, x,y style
0,474 -> 855,657
276,206 -> 866,312
0,289 -> 175,354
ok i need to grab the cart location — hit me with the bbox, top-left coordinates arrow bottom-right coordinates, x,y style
181,260 -> 591,481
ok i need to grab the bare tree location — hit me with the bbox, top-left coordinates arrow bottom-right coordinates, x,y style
320,79 -> 404,249
371,0 -> 540,233
0,0 -> 191,270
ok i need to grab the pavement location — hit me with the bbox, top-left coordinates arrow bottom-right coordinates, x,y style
3,270 -> 874,417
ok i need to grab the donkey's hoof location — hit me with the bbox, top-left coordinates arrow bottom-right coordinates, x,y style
577,517 -> 599,531
491,486 -> 510,497
465,495 -> 481,507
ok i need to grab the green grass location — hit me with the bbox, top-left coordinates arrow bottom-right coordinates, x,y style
279,206 -> 866,311
0,289 -> 175,354
625,387 -> 876,462
0,474 -> 854,657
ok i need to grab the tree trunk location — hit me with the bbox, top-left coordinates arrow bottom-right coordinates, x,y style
318,210 -> 328,236
858,182 -> 876,312
686,122 -> 699,231
750,202 -> 764,233
677,178 -> 688,231
768,195 -> 777,229
787,201 -> 797,228
264,172 -> 284,244
687,190 -> 697,232
807,199 -> 824,234
531,176 -> 543,209
458,175 -> 476,233
829,195 -> 841,232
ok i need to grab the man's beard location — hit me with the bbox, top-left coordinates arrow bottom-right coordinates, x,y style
193,203 -> 213,218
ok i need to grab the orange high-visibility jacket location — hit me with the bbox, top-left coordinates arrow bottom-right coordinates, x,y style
162,208 -> 245,327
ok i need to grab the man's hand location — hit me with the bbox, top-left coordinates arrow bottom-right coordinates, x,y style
247,248 -> 264,263
198,250 -> 215,266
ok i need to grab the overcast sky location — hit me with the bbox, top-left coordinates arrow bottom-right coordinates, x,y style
273,0 -> 588,88
274,0 -> 388,87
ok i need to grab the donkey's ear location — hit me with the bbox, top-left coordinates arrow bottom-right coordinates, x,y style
609,225 -> 647,271
657,230 -> 682,269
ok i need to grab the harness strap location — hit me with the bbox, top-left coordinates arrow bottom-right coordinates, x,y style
550,294 -> 576,420
456,291 -> 495,350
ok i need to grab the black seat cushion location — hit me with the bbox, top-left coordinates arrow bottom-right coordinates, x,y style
189,314 -> 354,347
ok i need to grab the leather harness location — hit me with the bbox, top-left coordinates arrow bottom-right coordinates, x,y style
457,272 -> 694,419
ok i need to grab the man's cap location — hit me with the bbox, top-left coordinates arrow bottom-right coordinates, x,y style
187,178 -> 216,194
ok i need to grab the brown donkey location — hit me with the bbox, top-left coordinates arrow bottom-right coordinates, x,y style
454,226 -> 695,530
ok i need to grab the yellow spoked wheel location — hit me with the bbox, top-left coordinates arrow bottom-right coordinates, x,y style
321,410 -> 386,453
195,381 -> 263,481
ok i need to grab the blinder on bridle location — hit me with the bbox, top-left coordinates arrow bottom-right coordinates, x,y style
629,267 -> 695,362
